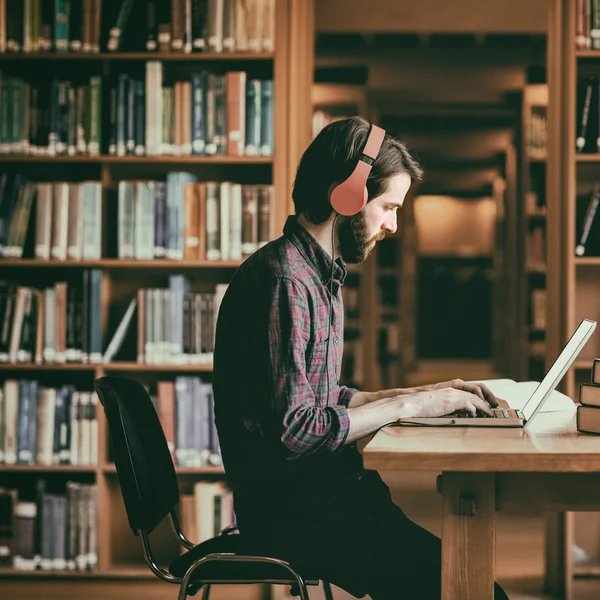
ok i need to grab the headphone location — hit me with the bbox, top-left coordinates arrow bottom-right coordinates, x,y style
324,123 -> 386,410
329,124 -> 386,216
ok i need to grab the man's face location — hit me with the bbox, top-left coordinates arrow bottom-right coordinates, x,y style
338,172 -> 412,263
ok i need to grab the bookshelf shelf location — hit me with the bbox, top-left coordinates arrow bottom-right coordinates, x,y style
0,259 -> 244,268
0,465 -> 97,473
573,359 -> 594,370
0,363 -> 97,370
0,567 -> 153,579
576,49 -> 600,58
103,362 -> 214,372
103,464 -> 224,474
575,154 -> 600,162
0,155 -> 273,165
575,257 -> 600,266
0,51 -> 274,61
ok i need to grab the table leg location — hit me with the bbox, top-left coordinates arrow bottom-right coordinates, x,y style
441,472 -> 496,600
544,511 -> 573,600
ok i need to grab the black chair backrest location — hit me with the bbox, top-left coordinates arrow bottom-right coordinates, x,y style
94,376 -> 179,534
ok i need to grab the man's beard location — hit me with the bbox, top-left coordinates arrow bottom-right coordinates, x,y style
337,211 -> 385,264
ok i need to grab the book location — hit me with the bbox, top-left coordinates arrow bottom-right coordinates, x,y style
577,405 -> 600,434
579,383 -> 600,408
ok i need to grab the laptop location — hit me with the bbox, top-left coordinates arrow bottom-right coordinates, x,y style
396,318 -> 597,428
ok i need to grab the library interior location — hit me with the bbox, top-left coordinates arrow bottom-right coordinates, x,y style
2,0 -> 600,599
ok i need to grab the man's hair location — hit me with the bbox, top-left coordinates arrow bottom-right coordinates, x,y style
292,116 -> 424,224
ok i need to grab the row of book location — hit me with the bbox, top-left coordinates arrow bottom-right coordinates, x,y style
0,482 -> 97,571
0,174 -> 275,262
0,68 -> 274,157
576,360 -> 600,433
179,481 -> 234,546
576,75 -> 600,154
0,176 -> 103,260
109,71 -> 273,157
526,106 -> 547,159
530,288 -> 546,332
526,225 -> 545,269
576,1 -> 600,50
0,0 -> 275,55
116,179 -> 274,261
0,272 -> 104,365
576,183 -> 600,256
0,382 -> 98,466
147,378 -> 221,468
104,279 -> 227,366
0,74 -> 102,156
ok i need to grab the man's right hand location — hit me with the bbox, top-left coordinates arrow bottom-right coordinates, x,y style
404,387 -> 495,418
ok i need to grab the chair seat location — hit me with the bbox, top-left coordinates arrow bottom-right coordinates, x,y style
169,533 -> 320,584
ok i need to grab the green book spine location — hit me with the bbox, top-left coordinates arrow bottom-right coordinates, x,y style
88,76 -> 101,156
54,0 -> 69,52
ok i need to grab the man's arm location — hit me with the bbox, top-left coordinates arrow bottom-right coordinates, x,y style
260,276 -> 350,458
345,379 -> 496,408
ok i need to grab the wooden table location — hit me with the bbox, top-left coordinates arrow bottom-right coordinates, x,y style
362,409 -> 600,600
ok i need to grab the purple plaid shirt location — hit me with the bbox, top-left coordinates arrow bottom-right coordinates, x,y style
213,215 -> 362,485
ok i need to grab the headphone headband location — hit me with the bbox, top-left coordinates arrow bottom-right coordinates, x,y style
330,124 -> 386,217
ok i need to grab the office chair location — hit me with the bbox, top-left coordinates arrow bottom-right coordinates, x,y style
93,375 -> 338,600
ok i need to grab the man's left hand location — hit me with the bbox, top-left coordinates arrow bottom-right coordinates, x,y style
428,379 -> 498,408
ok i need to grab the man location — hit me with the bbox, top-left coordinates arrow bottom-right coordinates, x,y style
213,117 -> 509,599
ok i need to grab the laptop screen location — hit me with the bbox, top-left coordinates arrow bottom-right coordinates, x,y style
522,318 -> 596,422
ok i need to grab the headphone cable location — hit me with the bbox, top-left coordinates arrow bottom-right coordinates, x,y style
326,215 -> 338,407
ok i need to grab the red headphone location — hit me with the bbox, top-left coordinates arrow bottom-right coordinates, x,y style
329,124 -> 386,217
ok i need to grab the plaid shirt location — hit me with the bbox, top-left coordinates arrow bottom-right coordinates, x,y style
213,215 -> 361,485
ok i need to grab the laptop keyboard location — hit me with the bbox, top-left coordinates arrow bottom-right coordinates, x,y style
452,408 -> 511,418
492,409 -> 510,418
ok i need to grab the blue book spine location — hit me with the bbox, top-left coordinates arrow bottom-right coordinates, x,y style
134,80 -> 146,155
117,74 -> 129,156
17,380 -> 32,464
191,72 -> 206,155
174,376 -> 188,466
154,181 -> 166,258
244,79 -> 261,156
260,80 -> 274,156
126,78 -> 136,155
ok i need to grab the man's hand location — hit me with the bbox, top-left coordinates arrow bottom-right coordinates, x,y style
428,378 -> 497,408
408,385 -> 496,418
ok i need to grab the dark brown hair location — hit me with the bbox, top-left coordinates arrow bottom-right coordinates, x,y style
292,116 -> 423,224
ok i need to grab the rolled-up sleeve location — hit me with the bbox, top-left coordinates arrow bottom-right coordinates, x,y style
338,385 -> 359,408
265,276 -> 349,458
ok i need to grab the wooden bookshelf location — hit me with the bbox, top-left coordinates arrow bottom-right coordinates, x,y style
0,2 -> 315,599
0,259 -> 244,268
0,52 -> 275,61
0,155 -> 273,164
517,84 -> 548,381
546,2 -> 600,598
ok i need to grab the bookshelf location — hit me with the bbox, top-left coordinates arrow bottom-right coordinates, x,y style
518,83 -> 548,382
0,2 -> 314,600
545,1 -> 600,598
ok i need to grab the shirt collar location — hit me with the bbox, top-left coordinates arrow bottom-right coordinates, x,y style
283,215 -> 347,290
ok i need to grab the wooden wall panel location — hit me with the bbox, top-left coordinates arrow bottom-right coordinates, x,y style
316,0 -> 550,33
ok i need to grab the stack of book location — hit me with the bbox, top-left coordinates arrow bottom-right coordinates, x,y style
576,359 -> 600,433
